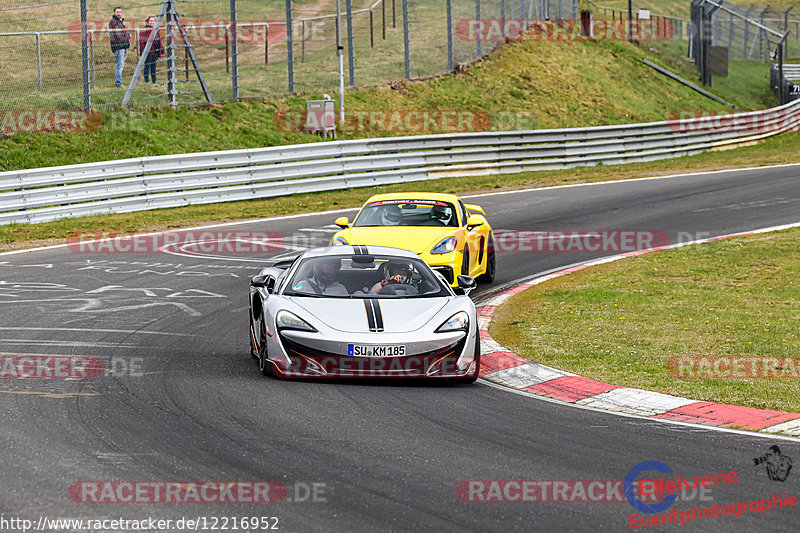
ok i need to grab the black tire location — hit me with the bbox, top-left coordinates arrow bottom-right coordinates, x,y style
476,233 -> 496,283
257,322 -> 271,376
249,322 -> 259,359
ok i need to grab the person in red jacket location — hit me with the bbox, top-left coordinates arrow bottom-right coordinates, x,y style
139,16 -> 163,85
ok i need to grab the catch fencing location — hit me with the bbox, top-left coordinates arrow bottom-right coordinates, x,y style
1,98 -> 798,225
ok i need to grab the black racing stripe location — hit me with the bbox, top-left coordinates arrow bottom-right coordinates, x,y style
363,299 -> 377,331
372,299 -> 384,331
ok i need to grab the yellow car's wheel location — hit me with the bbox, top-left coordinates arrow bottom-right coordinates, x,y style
477,233 -> 496,283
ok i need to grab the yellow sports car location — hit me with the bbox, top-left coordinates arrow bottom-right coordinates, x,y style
330,193 -> 495,286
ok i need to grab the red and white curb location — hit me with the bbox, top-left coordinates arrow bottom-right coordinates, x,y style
476,222 -> 800,437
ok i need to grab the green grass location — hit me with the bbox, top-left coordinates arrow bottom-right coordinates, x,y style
597,1 -> 800,18
490,227 -> 800,413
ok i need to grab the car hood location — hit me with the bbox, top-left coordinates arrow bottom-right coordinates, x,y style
287,297 -> 451,333
343,226 -> 455,254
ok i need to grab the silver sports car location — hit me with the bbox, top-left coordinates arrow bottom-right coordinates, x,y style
248,246 -> 480,381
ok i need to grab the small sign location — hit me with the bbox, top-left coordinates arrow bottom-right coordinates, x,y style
306,99 -> 336,138
638,9 -> 651,20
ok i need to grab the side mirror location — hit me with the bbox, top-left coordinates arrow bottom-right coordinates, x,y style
454,275 -> 477,295
334,216 -> 350,228
251,275 -> 276,293
466,214 -> 484,228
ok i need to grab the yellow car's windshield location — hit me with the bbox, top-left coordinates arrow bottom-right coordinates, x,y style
353,200 -> 459,228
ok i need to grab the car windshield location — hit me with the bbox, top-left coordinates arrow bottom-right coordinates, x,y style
283,255 -> 450,298
353,200 -> 459,228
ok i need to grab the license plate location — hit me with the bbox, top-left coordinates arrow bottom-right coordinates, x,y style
348,344 -> 406,357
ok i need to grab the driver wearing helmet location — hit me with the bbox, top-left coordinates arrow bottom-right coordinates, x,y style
294,257 -> 348,296
371,260 -> 413,294
430,204 -> 453,226
379,204 -> 402,226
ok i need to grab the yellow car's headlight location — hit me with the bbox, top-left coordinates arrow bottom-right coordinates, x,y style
431,236 -> 457,255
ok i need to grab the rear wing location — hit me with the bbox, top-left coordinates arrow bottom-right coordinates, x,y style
464,203 -> 486,216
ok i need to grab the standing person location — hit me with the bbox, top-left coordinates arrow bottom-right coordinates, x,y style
109,7 -> 130,87
139,16 -> 163,85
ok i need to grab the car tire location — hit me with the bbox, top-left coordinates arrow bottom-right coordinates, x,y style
258,322 -> 271,376
476,233 -> 496,283
249,322 -> 259,359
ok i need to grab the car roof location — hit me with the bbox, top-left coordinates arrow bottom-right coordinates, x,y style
301,245 -> 420,260
363,192 -> 461,204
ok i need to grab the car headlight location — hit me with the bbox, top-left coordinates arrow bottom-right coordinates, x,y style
332,236 -> 349,246
276,310 -> 317,332
431,236 -> 457,255
435,311 -> 469,332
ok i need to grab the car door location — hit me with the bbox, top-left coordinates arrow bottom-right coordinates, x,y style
459,200 -> 483,277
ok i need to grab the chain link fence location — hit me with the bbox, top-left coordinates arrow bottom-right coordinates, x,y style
5,1 -> 782,126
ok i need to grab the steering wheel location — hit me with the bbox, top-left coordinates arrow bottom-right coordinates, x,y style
379,283 -> 419,295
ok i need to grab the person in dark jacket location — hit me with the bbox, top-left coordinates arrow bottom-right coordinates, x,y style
109,7 -> 130,87
139,16 -> 163,85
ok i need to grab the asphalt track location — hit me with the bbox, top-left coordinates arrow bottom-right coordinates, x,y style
1,164 -> 800,532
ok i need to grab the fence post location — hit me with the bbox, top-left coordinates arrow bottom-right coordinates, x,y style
230,0 -> 238,101
519,0 -> 524,21
759,8 -> 766,62
225,30 -> 229,73
370,10 -> 374,48
743,6 -> 754,58
265,24 -> 269,65
446,0 -> 453,72
382,0 -> 386,39
80,0 -> 90,110
728,14 -> 733,60
403,0 -> 410,79
286,0 -> 294,93
302,20 -> 306,61
89,31 -> 95,87
346,0 -> 355,87
36,33 -> 42,90
475,0 -> 482,58
393,0 -> 396,28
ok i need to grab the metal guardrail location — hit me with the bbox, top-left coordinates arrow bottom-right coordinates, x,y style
2,99 -> 800,225
771,64 -> 800,103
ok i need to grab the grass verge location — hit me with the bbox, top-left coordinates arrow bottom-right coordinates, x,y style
490,227 -> 800,413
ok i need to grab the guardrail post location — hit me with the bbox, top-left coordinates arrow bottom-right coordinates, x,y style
286,0 -> 294,93
403,0 -> 410,79
446,0 -> 453,72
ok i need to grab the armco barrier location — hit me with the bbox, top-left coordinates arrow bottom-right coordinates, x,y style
1,100 -> 800,225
